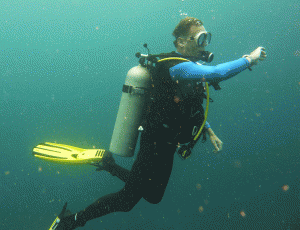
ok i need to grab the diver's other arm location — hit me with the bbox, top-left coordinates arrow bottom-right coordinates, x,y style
204,121 -> 211,130
207,127 -> 214,136
207,127 -> 223,153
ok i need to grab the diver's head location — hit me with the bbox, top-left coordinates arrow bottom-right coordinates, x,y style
173,17 -> 211,57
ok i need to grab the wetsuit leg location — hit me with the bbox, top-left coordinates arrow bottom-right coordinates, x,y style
141,139 -> 178,204
107,143 -> 176,188
129,119 -> 178,203
107,163 -> 130,183
106,134 -> 177,203
63,122 -> 178,228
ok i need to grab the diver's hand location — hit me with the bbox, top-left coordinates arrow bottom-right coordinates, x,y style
208,134 -> 223,153
248,47 -> 267,66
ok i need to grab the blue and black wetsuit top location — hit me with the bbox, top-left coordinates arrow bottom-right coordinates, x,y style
146,52 -> 251,144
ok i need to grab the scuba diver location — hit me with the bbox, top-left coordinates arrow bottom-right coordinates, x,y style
50,17 -> 266,229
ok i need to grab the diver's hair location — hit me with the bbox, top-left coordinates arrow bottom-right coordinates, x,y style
172,17 -> 204,48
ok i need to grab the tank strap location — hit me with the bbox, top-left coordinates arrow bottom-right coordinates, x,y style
122,84 -> 150,95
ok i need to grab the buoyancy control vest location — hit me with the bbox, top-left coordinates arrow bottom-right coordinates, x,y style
109,45 -> 213,159
144,55 -> 210,145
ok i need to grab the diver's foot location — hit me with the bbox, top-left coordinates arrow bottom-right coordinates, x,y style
93,151 -> 115,172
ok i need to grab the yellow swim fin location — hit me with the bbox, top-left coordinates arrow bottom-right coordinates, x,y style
33,142 -> 108,164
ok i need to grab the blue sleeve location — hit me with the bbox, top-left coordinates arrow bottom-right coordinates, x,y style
169,58 -> 250,84
204,121 -> 211,129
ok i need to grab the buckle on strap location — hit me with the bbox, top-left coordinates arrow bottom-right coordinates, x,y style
122,84 -> 148,95
122,84 -> 133,94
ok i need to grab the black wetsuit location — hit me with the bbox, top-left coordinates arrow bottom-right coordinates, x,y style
68,109 -> 204,228
61,119 -> 186,229
84,119 -> 178,221
57,53 -> 252,229
60,58 -> 206,229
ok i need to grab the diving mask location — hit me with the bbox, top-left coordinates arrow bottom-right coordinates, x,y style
189,32 -> 212,47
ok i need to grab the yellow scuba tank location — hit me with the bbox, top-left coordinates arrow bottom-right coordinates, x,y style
109,65 -> 152,157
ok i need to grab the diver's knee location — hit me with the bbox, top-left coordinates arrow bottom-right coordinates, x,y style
124,197 -> 142,212
121,189 -> 142,212
143,194 -> 162,204
123,203 -> 134,212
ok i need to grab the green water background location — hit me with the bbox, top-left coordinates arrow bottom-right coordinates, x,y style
0,0 -> 299,229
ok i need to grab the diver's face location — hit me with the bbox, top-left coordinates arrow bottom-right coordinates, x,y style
181,25 -> 207,56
